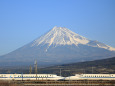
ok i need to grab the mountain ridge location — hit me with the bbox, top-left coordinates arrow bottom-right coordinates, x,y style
39,57 -> 115,76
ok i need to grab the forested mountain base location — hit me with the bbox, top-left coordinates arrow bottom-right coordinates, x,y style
0,57 -> 115,77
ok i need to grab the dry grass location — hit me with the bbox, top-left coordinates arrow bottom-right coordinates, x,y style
0,80 -> 23,86
0,80 -> 115,86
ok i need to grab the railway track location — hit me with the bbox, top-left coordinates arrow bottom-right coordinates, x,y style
8,80 -> 115,86
23,83 -> 115,86
0,80 -> 115,86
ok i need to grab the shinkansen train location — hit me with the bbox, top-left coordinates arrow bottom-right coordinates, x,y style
0,74 -> 64,80
65,74 -> 115,80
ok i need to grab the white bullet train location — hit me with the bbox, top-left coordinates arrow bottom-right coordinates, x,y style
0,74 -> 64,80
65,74 -> 115,80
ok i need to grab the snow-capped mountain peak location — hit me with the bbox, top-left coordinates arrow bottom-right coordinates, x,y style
31,26 -> 115,51
32,26 -> 89,47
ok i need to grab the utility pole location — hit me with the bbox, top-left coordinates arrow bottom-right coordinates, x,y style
29,65 -> 32,74
34,60 -> 37,80
60,68 -> 62,76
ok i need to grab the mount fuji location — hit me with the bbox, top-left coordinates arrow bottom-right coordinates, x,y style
0,26 -> 115,66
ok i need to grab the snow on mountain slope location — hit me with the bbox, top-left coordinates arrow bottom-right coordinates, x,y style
87,40 -> 115,51
32,26 -> 89,46
31,26 -> 115,51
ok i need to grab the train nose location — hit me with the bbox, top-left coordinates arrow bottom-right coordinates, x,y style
64,77 -> 70,80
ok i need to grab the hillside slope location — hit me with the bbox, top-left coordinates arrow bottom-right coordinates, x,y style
39,57 -> 115,76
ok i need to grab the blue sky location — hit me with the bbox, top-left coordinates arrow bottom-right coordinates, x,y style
0,0 -> 115,55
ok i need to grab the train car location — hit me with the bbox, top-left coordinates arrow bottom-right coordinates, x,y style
65,74 -> 115,80
0,74 -> 64,81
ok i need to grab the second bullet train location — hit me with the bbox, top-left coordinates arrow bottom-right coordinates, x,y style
65,74 -> 115,80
